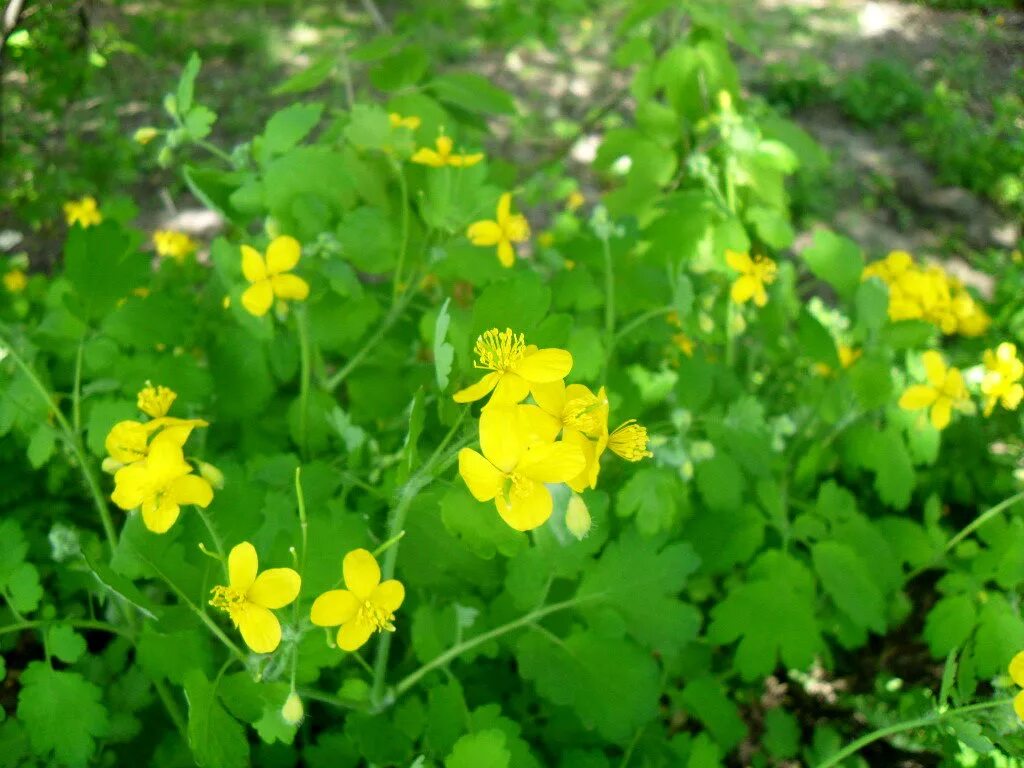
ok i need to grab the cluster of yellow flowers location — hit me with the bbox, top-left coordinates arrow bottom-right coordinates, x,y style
3,268 -> 26,293
454,328 -> 651,534
899,342 -> 1023,430
63,196 -> 103,228
862,250 -> 990,336
105,384 -> 214,533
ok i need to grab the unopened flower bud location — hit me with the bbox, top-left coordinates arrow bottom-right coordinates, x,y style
134,127 -> 159,145
197,461 -> 225,490
281,691 -> 303,725
101,457 -> 123,475
565,494 -> 592,540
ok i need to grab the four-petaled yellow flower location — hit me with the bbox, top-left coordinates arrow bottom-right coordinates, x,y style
1010,651 -> 1024,722
411,135 -> 483,168
241,235 -> 310,317
529,381 -> 609,492
210,542 -> 301,654
981,342 -> 1024,416
453,328 -> 573,404
467,193 -> 530,268
153,230 -> 198,262
726,250 -> 776,307
458,405 -> 586,531
111,431 -> 214,533
64,196 -> 103,228
3,270 -> 26,293
898,350 -> 970,430
389,113 -> 421,130
310,548 -> 405,652
137,384 -> 176,418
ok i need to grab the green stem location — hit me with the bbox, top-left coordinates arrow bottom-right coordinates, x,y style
72,334 -> 85,435
613,306 -> 675,345
195,507 -> 228,580
724,297 -> 736,368
0,333 -> 119,556
392,159 -> 411,304
908,490 -> 1024,579
295,308 -> 312,457
196,139 -> 234,166
0,618 -> 132,640
372,531 -> 405,558
601,230 -> 615,383
391,596 -> 591,701
326,287 -> 416,392
815,697 -> 1013,768
152,679 -> 188,738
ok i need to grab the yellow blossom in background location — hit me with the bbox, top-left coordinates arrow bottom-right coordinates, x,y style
981,342 -> 1024,416
608,420 -> 653,461
537,231 -> 555,248
467,193 -> 530,268
673,334 -> 695,357
453,327 -> 573,404
1010,652 -> 1024,721
458,405 -> 586,530
111,431 -> 214,532
726,250 -> 776,307
133,127 -> 159,145
310,548 -> 404,652
566,190 -> 585,211
210,542 -> 301,654
411,135 -> 483,168
153,230 -> 198,261
241,236 -> 310,317
137,384 -> 177,418
814,344 -> 861,377
63,196 -> 102,228
898,350 -> 970,430
389,113 -> 421,130
3,270 -> 26,293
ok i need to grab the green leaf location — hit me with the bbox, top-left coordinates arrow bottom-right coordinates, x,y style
434,298 -> 455,391
747,206 -> 795,249
273,56 -> 335,96
337,206 -> 398,273
579,531 -> 701,651
6,562 -> 41,614
972,596 -> 1024,677
801,229 -> 864,300
695,452 -> 744,512
47,625 -> 87,664
370,45 -> 429,91
678,676 -> 747,752
763,708 -> 801,759
445,729 -> 511,768
64,222 -> 147,321
184,669 -> 250,768
26,424 -> 55,469
615,467 -> 680,534
344,103 -> 393,151
183,105 -> 217,140
812,541 -> 886,633
515,629 -> 661,743
17,662 -> 109,767
440,486 -> 526,559
175,52 -> 201,115
428,73 -> 516,115
259,102 -> 324,161
83,551 -> 159,620
137,623 -> 212,685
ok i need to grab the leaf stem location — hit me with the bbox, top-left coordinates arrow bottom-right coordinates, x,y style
815,697 -> 1013,768
0,617 -> 132,640
325,286 -> 416,392
195,507 -> 228,580
601,228 -> 615,383
73,334 -> 85,435
392,158 -> 411,305
295,308 -> 312,457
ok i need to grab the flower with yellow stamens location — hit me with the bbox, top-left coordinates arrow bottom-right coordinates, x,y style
452,328 -> 573,404
411,135 -> 483,168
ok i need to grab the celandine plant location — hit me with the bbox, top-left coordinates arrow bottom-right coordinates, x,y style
2,5 -> 1024,767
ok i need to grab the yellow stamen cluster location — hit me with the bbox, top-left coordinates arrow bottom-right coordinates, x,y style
608,421 -> 653,461
564,394 -> 605,437
474,328 -> 526,371
358,600 -> 396,633
209,585 -> 246,618
137,384 -> 177,418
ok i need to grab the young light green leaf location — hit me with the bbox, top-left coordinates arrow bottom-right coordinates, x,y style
445,729 -> 511,768
17,662 -> 109,767
47,625 -> 87,665
434,298 -> 455,391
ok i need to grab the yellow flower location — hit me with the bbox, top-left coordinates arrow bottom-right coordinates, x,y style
153,230 -> 197,261
210,542 -> 301,654
898,350 -> 970,430
814,344 -> 861,377
1010,651 -> 1024,721
726,250 -> 776,307
981,342 -> 1024,416
528,381 -> 609,492
673,334 -> 695,357
104,416 -> 207,466
466,193 -> 530,268
134,127 -> 159,145
389,113 -> 421,130
3,270 -> 26,293
452,328 -> 573,404
566,190 -> 585,212
110,431 -> 214,532
457,405 -> 586,531
608,420 -> 653,461
410,135 -> 483,168
537,231 -> 555,248
310,549 -> 404,652
565,493 -> 592,540
137,384 -> 177,418
63,196 -> 103,228
240,236 -> 310,317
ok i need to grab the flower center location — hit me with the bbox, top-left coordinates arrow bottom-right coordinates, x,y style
608,420 -> 653,462
563,395 -> 604,438
357,600 -> 395,633
473,328 -> 526,372
209,585 -> 247,620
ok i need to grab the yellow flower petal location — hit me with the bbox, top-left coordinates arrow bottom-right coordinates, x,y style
1015,690 -> 1024,723
505,214 -> 530,243
496,193 -> 512,225
496,478 -> 552,531
265,235 -> 301,274
899,385 -> 938,411
248,568 -> 301,609
451,152 -> 483,167
111,463 -> 148,510
479,405 -> 524,473
167,474 -> 213,509
930,399 -> 952,430
458,448 -> 505,502
725,250 -> 752,272
229,542 -> 259,593
530,380 -> 566,419
237,603 -> 282,654
1009,650 -> 1024,687
371,580 -> 405,613
731,275 -> 757,304
337,620 -> 374,651
310,590 -> 360,627
922,351 -> 947,388
491,371 -> 531,403
496,239 -> 516,268
140,497 -> 181,534
105,420 -> 150,464
467,220 -> 503,247
452,371 -> 501,403
516,403 -> 562,444
410,148 -> 443,167
241,245 -> 267,283
512,348 -> 573,383
343,549 -> 381,600
517,440 -> 586,484
271,273 -> 310,301
242,280 -> 275,317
